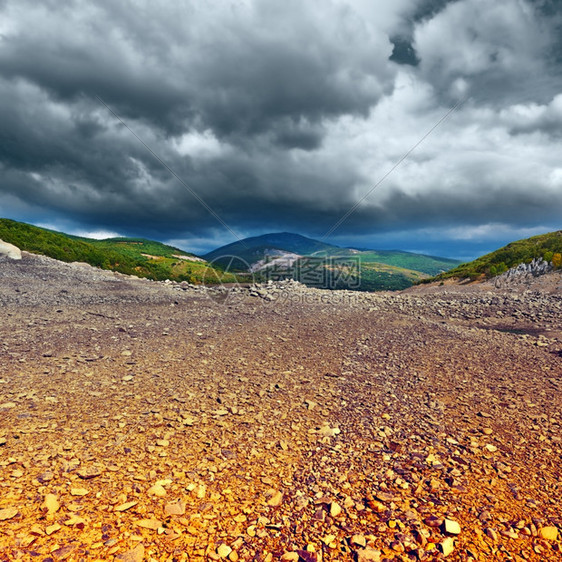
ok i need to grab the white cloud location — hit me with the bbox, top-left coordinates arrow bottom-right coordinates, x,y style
75,230 -> 122,240
413,0 -> 550,99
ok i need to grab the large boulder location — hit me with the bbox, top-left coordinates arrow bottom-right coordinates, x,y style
0,239 -> 22,260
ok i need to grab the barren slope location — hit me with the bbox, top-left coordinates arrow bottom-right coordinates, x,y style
0,253 -> 561,561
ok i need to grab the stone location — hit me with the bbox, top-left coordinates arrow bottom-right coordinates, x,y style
136,518 -> 162,530
538,526 -> 559,541
114,501 -> 138,512
65,515 -> 86,526
444,519 -> 461,535
281,554 -> 299,562
0,507 -> 18,521
441,537 -> 455,557
318,424 -> 341,437
351,534 -> 367,547
45,523 -> 61,535
70,488 -> 89,496
147,483 -> 167,497
330,501 -> 342,517
44,494 -> 60,515
217,544 -> 232,558
115,543 -> 145,562
0,240 -> 22,260
266,490 -> 283,507
164,500 -> 186,516
356,547 -> 381,561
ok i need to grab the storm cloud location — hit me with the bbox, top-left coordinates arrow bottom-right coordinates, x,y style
0,0 -> 561,256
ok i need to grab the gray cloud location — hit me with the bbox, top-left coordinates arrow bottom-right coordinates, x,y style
0,0 -> 561,258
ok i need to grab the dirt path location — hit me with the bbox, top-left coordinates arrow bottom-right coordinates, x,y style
0,254 -> 561,561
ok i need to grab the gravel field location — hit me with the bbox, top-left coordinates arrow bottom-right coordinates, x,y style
0,253 -> 561,561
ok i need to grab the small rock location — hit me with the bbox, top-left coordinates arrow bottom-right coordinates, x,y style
156,439 -> 170,447
485,527 -> 498,540
0,507 -> 18,521
114,501 -> 138,512
351,534 -> 367,547
165,500 -> 186,516
318,424 -> 341,437
65,515 -> 86,526
444,519 -> 461,535
115,543 -> 145,562
330,501 -> 342,517
356,547 -> 381,561
136,518 -> 162,530
45,523 -> 61,535
147,484 -> 167,497
281,554 -> 299,562
424,515 -> 444,528
217,544 -> 232,558
266,490 -> 283,507
441,537 -> 455,556
485,444 -> 497,453
44,494 -> 60,515
70,488 -> 89,497
538,526 -> 559,541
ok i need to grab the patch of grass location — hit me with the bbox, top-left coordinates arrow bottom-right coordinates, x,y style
0,218 -> 238,284
423,230 -> 562,283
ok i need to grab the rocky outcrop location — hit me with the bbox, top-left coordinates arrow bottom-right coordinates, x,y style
0,239 -> 22,260
495,258 -> 553,288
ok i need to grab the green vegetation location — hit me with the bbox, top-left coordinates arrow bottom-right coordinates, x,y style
321,249 -> 460,276
205,231 -> 460,291
0,218 -> 238,284
252,257 -> 427,291
424,230 -> 562,282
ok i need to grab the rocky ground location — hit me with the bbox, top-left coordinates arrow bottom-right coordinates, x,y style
0,253 -> 561,562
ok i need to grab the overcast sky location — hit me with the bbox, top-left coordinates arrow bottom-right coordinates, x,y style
1,0 -> 561,258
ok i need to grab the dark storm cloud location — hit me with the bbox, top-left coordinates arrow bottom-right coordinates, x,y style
0,0 -> 394,140
0,0 -> 561,257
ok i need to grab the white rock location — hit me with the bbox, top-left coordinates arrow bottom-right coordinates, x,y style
0,240 -> 22,260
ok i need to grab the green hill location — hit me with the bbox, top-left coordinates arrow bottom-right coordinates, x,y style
205,232 -> 460,290
320,248 -> 460,276
0,218 -> 237,284
203,232 -> 337,266
427,230 -> 562,282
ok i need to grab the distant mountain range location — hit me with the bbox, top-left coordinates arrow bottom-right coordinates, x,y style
204,232 -> 461,291
7,219 -> 558,291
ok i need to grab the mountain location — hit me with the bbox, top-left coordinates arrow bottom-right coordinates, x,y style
0,218 -> 237,284
204,232 -> 461,290
203,232 -> 338,266
429,230 -> 562,282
